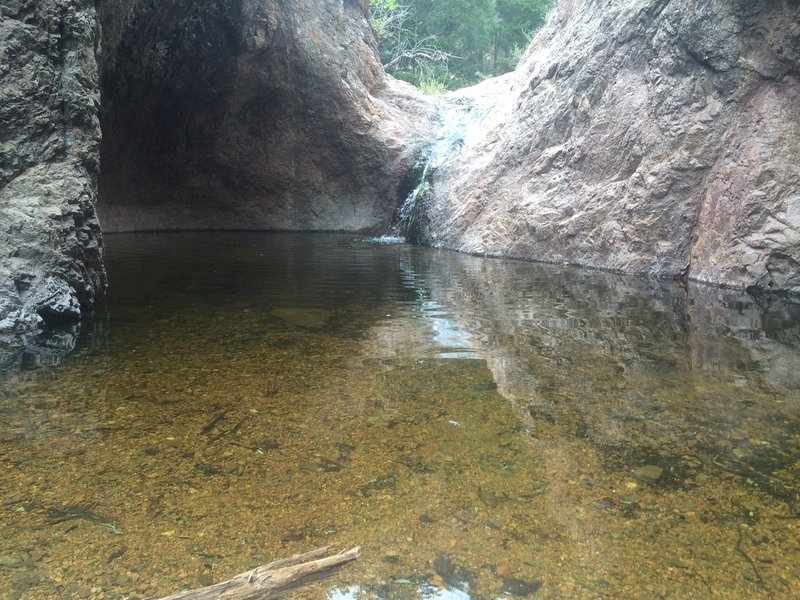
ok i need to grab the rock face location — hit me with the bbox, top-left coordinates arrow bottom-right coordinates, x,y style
97,0 -> 436,233
0,0 -> 436,344
2,0 -> 798,353
417,0 -> 800,294
0,0 -> 106,340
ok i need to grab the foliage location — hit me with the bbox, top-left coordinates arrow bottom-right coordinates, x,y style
419,75 -> 451,96
370,0 -> 555,91
371,0 -> 451,79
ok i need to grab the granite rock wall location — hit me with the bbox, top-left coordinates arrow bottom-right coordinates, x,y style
0,0 -> 106,343
417,0 -> 800,294
96,0 -> 436,233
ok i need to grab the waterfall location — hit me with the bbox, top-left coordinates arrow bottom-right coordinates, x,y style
389,89 -> 499,241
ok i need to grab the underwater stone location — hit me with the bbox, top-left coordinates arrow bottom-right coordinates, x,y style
634,464 -> 664,483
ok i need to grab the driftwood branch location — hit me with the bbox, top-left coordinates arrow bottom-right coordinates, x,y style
157,546 -> 360,600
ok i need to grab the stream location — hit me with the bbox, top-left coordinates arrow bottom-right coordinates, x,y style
1,232 -> 799,599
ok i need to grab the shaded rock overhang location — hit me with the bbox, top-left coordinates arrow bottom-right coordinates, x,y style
96,0 -> 437,233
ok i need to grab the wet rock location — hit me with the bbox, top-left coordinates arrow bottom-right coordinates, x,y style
0,554 -> 21,567
500,576 -> 543,597
10,569 -> 40,590
359,474 -> 396,496
432,555 -> 471,591
336,442 -> 356,455
316,458 -> 343,473
495,563 -> 514,578
634,464 -> 664,483
418,0 -> 800,294
0,0 -> 106,335
107,547 -> 126,564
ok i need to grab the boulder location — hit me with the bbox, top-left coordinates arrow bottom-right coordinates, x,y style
417,0 -> 800,294
0,0 -> 106,340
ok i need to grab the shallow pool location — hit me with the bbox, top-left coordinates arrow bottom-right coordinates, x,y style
1,233 -> 798,599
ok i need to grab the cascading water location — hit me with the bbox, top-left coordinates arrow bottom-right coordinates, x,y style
388,88 -> 499,242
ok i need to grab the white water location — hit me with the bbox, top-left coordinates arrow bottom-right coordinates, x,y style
390,88 -> 500,239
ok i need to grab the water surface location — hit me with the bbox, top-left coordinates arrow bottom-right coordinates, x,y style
1,233 -> 799,599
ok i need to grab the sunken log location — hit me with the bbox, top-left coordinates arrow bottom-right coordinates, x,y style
157,546 -> 360,600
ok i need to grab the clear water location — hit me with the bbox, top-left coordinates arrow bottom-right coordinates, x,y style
1,232 -> 799,599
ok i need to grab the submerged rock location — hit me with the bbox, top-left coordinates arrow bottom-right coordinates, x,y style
500,576 -> 544,597
634,464 -> 664,484
270,308 -> 332,329
417,0 -> 800,294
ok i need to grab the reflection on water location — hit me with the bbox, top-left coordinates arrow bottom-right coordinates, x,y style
1,233 -> 799,599
0,321 -> 82,371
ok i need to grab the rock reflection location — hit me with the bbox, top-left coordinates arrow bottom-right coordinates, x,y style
407,251 -> 800,497
0,321 -> 82,372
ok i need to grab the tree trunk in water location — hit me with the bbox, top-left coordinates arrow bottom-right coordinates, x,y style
157,546 -> 360,600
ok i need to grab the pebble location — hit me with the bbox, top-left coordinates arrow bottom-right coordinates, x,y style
634,465 -> 663,483
496,563 -> 514,578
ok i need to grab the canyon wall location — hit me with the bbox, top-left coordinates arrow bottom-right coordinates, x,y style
0,0 -> 435,344
417,0 -> 800,294
0,0 -> 106,340
97,0 -> 435,232
2,0 -> 799,348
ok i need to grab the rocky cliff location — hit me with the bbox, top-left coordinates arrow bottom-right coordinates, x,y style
0,0 -> 436,348
0,0 -> 106,345
417,0 -> 800,294
97,0 -> 436,232
2,0 -> 799,352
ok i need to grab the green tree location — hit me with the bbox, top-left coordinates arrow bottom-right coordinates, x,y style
413,0 -> 498,78
370,0 -> 555,90
370,0 -> 452,81
493,0 -> 551,73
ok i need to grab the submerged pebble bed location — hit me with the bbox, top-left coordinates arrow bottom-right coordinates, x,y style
1,233 -> 798,599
